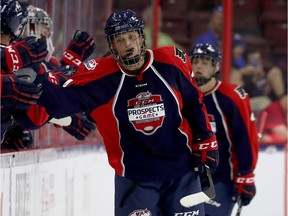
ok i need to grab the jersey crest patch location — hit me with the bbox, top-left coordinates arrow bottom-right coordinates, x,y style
128,209 -> 152,216
127,91 -> 165,135
84,59 -> 97,70
175,47 -> 186,63
234,86 -> 247,99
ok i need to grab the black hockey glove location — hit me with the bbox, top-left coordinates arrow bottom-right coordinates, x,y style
191,134 -> 219,174
49,65 -> 77,85
62,114 -> 96,141
1,123 -> 34,151
1,68 -> 43,110
3,36 -> 48,72
232,173 -> 256,206
61,30 -> 96,67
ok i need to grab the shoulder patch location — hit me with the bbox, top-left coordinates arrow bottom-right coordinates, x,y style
84,59 -> 97,70
234,86 -> 247,99
175,47 -> 186,63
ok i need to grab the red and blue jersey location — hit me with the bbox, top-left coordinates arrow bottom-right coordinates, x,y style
202,81 -> 259,183
39,46 -> 214,181
1,44 -> 50,138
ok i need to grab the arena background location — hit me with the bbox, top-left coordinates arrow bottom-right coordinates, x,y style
1,0 -> 287,215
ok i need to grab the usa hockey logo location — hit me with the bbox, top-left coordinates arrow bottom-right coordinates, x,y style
128,209 -> 152,216
84,59 -> 97,70
127,91 -> 165,135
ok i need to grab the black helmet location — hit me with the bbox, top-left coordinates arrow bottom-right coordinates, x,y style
1,0 -> 28,39
105,10 -> 146,66
190,43 -> 222,86
190,43 -> 222,66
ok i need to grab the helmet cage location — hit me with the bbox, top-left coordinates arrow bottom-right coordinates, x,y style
106,28 -> 146,66
26,6 -> 53,38
104,9 -> 146,66
190,43 -> 222,86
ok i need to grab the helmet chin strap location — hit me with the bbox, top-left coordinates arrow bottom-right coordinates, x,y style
195,77 -> 212,86
196,74 -> 217,86
121,55 -> 142,66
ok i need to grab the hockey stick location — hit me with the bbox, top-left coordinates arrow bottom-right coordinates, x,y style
235,110 -> 268,216
180,165 -> 215,208
236,197 -> 243,216
257,111 -> 268,141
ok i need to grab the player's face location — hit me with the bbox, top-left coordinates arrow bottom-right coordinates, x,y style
39,24 -> 51,38
112,31 -> 145,69
191,57 -> 216,79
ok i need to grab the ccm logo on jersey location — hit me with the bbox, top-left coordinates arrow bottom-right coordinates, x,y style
174,210 -> 200,216
6,45 -> 21,71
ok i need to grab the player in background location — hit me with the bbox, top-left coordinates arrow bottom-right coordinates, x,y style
1,1 -> 96,150
0,0 -> 48,145
24,5 -> 96,70
35,10 -> 219,216
190,43 -> 259,216
24,5 -> 59,68
21,5 -> 96,141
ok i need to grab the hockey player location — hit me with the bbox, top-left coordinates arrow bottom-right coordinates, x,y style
24,5 -> 95,69
19,5 -> 97,142
0,0 -> 48,143
36,10 -> 219,216
190,43 -> 259,216
0,0 -> 95,149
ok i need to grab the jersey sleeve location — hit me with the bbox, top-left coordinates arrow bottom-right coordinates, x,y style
154,46 -> 213,142
37,57 -> 117,118
220,84 -> 259,175
13,105 -> 51,129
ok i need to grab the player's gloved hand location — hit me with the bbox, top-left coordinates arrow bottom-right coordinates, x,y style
192,134 -> 219,174
1,123 -> 33,151
61,30 -> 96,67
49,65 -> 77,85
61,113 -> 96,141
1,69 -> 43,110
4,36 -> 48,72
232,173 -> 256,206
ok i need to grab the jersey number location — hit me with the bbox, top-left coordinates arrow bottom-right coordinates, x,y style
175,48 -> 186,63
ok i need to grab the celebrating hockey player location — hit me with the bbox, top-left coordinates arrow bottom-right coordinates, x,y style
0,0 -> 47,144
35,9 -> 219,215
1,0 -> 96,149
190,43 -> 259,215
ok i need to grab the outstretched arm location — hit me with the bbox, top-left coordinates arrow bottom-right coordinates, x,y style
37,79 -> 92,118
